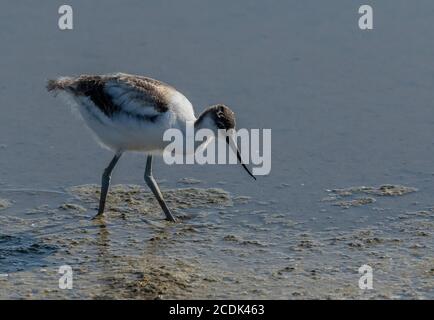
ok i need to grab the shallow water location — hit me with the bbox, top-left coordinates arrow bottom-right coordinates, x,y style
0,184 -> 432,299
1,1 -> 434,299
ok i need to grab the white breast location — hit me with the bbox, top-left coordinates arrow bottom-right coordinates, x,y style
167,90 -> 196,123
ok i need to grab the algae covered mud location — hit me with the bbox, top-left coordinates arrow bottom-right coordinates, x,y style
0,182 -> 433,299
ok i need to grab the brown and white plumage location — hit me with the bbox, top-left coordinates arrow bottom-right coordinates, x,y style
47,73 -> 199,152
47,72 -> 254,222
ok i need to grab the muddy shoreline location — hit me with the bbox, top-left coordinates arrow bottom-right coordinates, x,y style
0,183 -> 432,299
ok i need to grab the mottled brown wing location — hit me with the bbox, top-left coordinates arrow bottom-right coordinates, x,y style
47,73 -> 172,118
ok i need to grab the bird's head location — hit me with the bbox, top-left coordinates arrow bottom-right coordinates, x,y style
195,104 -> 256,180
195,104 -> 236,134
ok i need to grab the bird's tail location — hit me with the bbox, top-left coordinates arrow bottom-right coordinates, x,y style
46,77 -> 74,94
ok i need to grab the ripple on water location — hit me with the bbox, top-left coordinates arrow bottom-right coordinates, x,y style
0,198 -> 12,211
0,233 -> 58,273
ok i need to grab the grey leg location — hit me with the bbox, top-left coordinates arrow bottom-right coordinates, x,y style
93,152 -> 122,219
144,155 -> 176,222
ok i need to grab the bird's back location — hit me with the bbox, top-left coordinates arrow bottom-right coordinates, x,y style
47,73 -> 196,152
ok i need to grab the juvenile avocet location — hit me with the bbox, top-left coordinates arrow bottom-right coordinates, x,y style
47,73 -> 255,222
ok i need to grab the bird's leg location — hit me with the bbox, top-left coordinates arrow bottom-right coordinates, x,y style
144,155 -> 176,222
93,152 -> 123,219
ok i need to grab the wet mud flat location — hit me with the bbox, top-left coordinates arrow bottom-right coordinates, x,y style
0,183 -> 433,299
